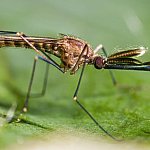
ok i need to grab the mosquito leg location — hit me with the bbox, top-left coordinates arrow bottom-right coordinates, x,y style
16,31 -> 64,98
73,63 -> 118,140
30,54 -> 65,98
3,31 -> 64,113
102,47 -> 117,85
72,45 -> 118,140
29,63 -> 49,98
73,62 -> 86,100
101,46 -> 117,85
73,43 -> 89,98
75,100 -> 118,140
22,56 -> 38,113
94,44 -> 117,85
8,60 -> 44,120
38,55 -> 64,73
31,55 -> 64,98
22,55 -> 64,113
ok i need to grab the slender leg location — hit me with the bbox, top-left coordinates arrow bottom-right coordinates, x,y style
73,43 -> 89,98
30,63 -> 49,98
75,101 -> 118,140
30,54 -> 65,98
73,62 -> 86,100
5,31 -> 64,113
73,63 -> 117,140
22,55 -> 64,113
73,47 -> 118,141
22,56 -> 38,112
101,46 -> 117,85
94,44 -> 117,85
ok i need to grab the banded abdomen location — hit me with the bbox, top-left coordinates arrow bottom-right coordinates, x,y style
0,35 -> 62,58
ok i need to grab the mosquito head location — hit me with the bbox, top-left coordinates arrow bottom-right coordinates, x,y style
93,56 -> 105,69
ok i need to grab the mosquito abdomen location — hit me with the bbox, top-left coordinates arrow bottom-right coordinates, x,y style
0,38 -> 30,49
0,37 -> 48,51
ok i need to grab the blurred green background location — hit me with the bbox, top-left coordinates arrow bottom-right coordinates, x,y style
0,0 -> 150,149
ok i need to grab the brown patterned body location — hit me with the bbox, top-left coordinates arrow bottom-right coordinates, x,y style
55,36 -> 94,72
0,34 -> 95,73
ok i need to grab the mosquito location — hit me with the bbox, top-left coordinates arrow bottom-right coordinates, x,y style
0,31 -> 150,141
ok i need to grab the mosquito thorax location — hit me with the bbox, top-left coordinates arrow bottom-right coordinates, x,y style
93,56 -> 105,69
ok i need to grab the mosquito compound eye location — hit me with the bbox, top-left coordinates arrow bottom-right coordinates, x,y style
94,56 -> 104,69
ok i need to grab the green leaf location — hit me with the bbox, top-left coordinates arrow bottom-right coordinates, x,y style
0,0 -> 150,149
